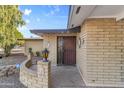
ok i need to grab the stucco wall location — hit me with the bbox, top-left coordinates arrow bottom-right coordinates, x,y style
24,40 -> 43,55
43,33 -> 77,65
78,18 -> 124,87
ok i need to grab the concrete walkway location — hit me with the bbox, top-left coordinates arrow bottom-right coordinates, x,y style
51,66 -> 85,88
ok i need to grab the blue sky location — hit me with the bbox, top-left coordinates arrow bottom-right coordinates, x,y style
18,5 -> 69,38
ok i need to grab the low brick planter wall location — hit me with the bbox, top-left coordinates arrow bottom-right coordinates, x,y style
20,56 -> 51,88
37,61 -> 51,88
20,57 -> 36,88
0,65 -> 18,77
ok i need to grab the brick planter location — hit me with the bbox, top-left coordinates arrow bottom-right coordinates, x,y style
20,55 -> 51,88
37,61 -> 51,88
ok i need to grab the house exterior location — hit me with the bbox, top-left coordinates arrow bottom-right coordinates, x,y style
30,5 -> 124,87
18,38 -> 43,55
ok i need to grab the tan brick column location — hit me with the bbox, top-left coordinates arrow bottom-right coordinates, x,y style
37,61 -> 51,88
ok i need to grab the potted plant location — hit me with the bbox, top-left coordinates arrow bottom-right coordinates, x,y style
29,48 -> 33,55
29,47 -> 32,53
42,48 -> 49,62
28,48 -> 34,61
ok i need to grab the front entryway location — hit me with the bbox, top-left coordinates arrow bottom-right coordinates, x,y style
57,36 -> 76,65
51,66 -> 85,88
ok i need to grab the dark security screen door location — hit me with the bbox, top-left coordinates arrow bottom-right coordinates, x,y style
57,36 -> 76,65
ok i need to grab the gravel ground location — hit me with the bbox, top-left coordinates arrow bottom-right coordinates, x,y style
0,54 -> 27,66
0,53 -> 27,88
0,73 -> 26,88
0,55 -> 42,88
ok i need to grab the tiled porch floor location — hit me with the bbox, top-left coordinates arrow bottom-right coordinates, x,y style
51,65 -> 85,88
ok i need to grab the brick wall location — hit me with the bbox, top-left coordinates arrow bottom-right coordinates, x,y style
78,18 -> 124,87
20,55 -> 51,88
40,19 -> 124,87
76,23 -> 88,84
37,61 -> 51,88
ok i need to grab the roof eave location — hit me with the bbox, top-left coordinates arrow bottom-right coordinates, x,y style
67,5 -> 74,29
30,26 -> 81,36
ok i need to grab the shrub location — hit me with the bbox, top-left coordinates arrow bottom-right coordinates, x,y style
28,48 -> 34,56
36,51 -> 40,57
29,48 -> 32,54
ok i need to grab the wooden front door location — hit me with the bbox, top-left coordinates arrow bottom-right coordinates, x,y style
57,36 -> 76,65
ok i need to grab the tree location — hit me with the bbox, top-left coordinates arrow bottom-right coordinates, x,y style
15,30 -> 24,46
0,5 -> 25,56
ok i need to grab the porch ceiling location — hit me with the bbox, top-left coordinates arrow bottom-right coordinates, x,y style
68,5 -> 124,28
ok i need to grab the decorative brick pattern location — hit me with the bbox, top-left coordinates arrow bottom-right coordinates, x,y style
76,24 -> 88,84
77,18 -> 124,87
37,61 -> 51,88
20,55 -> 51,88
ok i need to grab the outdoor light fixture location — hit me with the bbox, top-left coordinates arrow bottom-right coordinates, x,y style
82,38 -> 85,45
42,48 -> 49,62
78,37 -> 81,48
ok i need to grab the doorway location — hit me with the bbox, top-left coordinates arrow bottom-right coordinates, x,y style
57,36 -> 76,65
